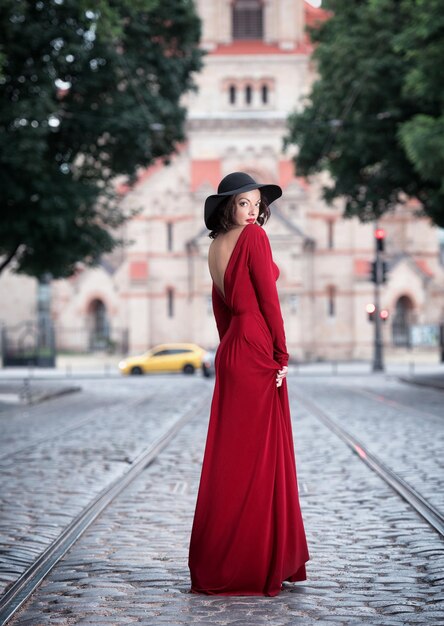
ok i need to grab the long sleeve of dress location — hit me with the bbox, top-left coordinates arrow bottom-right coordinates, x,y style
212,284 -> 232,341
247,225 -> 289,367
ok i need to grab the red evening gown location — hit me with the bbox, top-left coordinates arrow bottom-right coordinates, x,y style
188,224 -> 309,596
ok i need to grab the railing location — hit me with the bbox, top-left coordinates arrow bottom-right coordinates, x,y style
54,326 -> 129,355
1,322 -> 129,367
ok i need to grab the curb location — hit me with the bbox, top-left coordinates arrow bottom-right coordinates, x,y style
398,376 -> 444,392
29,385 -> 82,404
0,385 -> 82,407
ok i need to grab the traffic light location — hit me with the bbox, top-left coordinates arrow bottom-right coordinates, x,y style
371,260 -> 389,284
375,228 -> 385,253
366,303 -> 376,322
380,309 -> 389,322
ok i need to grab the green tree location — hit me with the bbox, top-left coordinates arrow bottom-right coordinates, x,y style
285,0 -> 444,228
0,0 -> 203,277
396,0 -> 444,226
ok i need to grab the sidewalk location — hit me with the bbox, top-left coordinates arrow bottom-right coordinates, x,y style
0,379 -> 81,408
0,353 -> 122,380
398,372 -> 444,391
1,354 -> 443,399
0,350 -> 443,378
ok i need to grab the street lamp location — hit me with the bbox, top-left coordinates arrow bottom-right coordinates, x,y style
371,227 -> 386,371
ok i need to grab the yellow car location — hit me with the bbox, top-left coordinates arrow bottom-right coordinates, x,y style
118,343 -> 207,376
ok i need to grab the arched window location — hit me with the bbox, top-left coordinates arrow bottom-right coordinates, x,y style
229,84 -> 237,105
88,299 -> 110,350
261,84 -> 268,104
232,0 -> 263,40
245,84 -> 252,105
392,295 -> 414,347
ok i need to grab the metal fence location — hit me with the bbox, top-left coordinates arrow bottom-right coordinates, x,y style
1,322 -> 129,366
55,326 -> 129,355
1,320 -> 55,367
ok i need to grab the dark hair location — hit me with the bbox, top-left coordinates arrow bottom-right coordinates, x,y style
208,194 -> 270,239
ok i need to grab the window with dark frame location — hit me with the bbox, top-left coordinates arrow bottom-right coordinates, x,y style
167,287 -> 174,318
229,84 -> 236,105
245,84 -> 252,105
261,84 -> 268,104
232,0 -> 263,40
327,220 -> 334,249
327,286 -> 336,317
167,222 -> 173,252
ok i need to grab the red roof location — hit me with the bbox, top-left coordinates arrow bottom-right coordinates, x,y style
117,159 -> 165,195
117,144 -> 186,195
304,1 -> 331,30
209,40 -> 310,56
208,3 -> 330,56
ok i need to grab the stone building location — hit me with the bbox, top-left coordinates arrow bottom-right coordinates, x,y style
1,0 -> 444,362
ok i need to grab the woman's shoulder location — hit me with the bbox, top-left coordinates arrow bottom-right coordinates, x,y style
243,224 -> 270,248
244,224 -> 268,240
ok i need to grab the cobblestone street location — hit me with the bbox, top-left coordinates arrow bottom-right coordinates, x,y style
1,373 -> 444,625
0,377 -> 212,596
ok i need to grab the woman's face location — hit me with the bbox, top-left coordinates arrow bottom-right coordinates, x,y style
232,189 -> 261,227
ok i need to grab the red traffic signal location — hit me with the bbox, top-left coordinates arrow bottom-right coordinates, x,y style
375,228 -> 386,252
380,309 -> 389,321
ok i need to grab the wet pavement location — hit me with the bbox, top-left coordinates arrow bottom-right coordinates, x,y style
1,374 -> 443,625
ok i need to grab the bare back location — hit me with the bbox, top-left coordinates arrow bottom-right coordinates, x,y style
208,226 -> 246,299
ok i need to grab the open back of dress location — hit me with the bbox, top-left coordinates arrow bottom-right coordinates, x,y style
188,224 -> 309,596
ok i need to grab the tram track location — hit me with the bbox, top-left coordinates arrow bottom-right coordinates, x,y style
0,391 -> 211,626
347,385 -> 443,421
293,391 -> 444,539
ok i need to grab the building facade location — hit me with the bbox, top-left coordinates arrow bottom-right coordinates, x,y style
2,0 -> 444,361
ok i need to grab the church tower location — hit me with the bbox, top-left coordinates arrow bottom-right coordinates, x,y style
187,0 -> 311,193
116,0 -> 318,355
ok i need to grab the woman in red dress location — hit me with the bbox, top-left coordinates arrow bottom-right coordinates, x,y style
189,172 -> 309,596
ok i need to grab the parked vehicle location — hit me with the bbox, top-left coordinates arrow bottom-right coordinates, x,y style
118,343 -> 206,376
202,350 -> 215,378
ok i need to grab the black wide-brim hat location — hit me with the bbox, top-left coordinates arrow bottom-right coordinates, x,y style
204,172 -> 282,229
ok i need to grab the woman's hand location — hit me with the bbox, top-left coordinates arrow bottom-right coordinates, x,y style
276,366 -> 288,387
